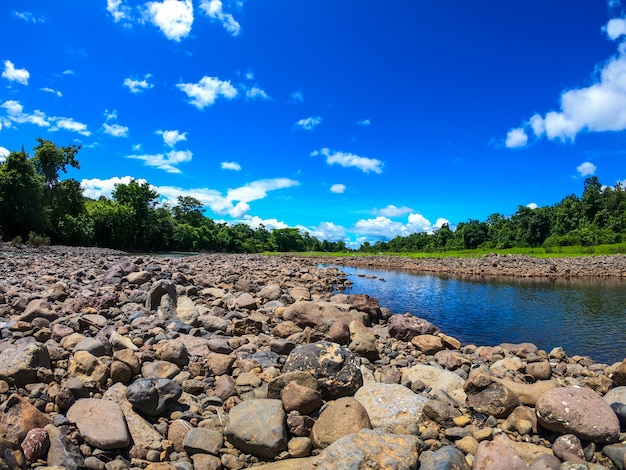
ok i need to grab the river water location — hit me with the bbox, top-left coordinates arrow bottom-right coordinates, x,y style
324,264 -> 626,365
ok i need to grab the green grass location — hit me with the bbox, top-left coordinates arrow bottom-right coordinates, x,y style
266,243 -> 626,259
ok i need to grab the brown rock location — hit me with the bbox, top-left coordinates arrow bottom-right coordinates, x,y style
465,370 -> 519,418
474,440 -> 528,470
536,386 -> 620,443
207,353 -> 236,376
498,379 -> 558,406
168,419 -> 193,452
411,334 -> 444,355
0,394 -> 53,443
326,322 -> 350,344
388,313 -> 440,341
281,381 -> 321,415
526,361 -> 552,380
552,434 -> 585,464
310,397 -> 371,449
502,406 -> 537,435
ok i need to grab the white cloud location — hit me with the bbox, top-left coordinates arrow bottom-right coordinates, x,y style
2,100 -> 49,127
103,122 -> 129,137
41,87 -> 62,97
146,0 -> 194,42
13,11 -> 45,23
81,176 -> 147,199
221,161 -> 242,171
2,60 -> 29,85
309,222 -> 346,242
507,18 -> 626,146
0,146 -> 9,163
295,116 -> 322,131
63,70 -> 75,76
353,213 -> 447,240
330,183 -> 346,194
132,143 -> 142,151
311,148 -> 384,174
606,18 -> 626,40
505,128 -> 528,148
127,149 -> 192,173
177,76 -> 237,109
199,0 -> 241,37
356,119 -> 371,127
577,161 -> 597,177
51,117 -> 91,136
376,204 -> 414,217
527,203 -> 538,209
246,86 -> 270,100
123,74 -> 154,93
237,215 -> 289,230
157,129 -> 187,147
107,0 -> 132,22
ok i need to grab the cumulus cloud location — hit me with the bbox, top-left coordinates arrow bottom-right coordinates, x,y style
145,0 -> 194,42
236,215 -> 289,230
107,0 -> 132,22
295,116 -> 322,131
1,100 -> 49,127
103,123 -> 129,137
311,148 -> 384,174
0,146 -> 9,163
199,0 -> 241,36
123,74 -> 154,93
375,204 -> 413,217
356,119 -> 371,127
309,222 -> 346,242
81,176 -> 147,199
330,184 -> 346,194
505,128 -> 528,148
353,213 -> 448,240
177,76 -> 237,109
127,149 -> 192,173
577,161 -> 597,177
157,129 -> 187,147
221,161 -> 242,171
2,60 -> 29,85
51,117 -> 91,136
506,16 -> 626,146
527,202 -> 538,209
41,87 -> 62,97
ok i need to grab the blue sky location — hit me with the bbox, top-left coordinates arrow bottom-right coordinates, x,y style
2,1 -> 626,247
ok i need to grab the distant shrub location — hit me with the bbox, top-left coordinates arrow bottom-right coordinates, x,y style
26,231 -> 50,247
11,235 -> 23,245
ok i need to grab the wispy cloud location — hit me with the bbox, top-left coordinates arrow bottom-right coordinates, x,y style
1,100 -> 49,127
245,86 -> 270,100
199,0 -> 241,37
123,74 -> 154,93
127,149 -> 193,173
289,90 -> 304,103
356,119 -> 371,127
311,148 -> 384,174
576,161 -> 597,177
41,87 -> 62,97
221,161 -> 242,171
13,11 -> 45,23
506,16 -> 626,147
103,123 -> 129,137
0,146 -> 9,163
330,184 -> 346,194
145,0 -> 194,42
375,204 -> 414,217
295,116 -> 322,131
50,117 -> 91,136
354,214 -> 448,240
177,76 -> 237,109
2,60 -> 29,85
157,129 -> 187,147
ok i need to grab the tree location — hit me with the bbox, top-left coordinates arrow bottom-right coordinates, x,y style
112,179 -> 159,250
172,196 -> 205,227
581,176 -> 602,225
0,149 -> 45,240
33,138 -> 80,189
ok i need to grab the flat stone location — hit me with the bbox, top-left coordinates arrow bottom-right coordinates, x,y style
354,382 -> 427,435
68,350 -> 109,387
281,381 -> 321,415
402,364 -> 467,405
224,399 -> 287,458
67,399 -> 130,450
183,428 -> 223,455
419,445 -> 471,470
0,342 -> 51,386
474,440 -> 527,470
0,393 -> 53,442
388,313 -> 440,341
141,360 -> 180,379
312,428 -> 420,469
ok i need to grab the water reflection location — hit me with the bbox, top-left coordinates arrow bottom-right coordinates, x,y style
323,264 -> 626,365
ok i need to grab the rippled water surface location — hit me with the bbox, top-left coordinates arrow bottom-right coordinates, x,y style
325,265 -> 626,365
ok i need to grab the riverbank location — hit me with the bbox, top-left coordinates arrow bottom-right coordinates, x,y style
2,246 -> 626,469
309,253 -> 626,278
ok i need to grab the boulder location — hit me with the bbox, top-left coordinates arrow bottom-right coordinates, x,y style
310,397 -> 371,448
0,342 -> 51,386
388,313 -> 440,341
66,399 -> 130,450
402,364 -> 466,405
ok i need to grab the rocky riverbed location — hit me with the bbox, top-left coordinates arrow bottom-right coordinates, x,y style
2,246 -> 626,469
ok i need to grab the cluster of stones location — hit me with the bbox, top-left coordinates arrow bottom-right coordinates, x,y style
1,247 -> 626,469
323,254 -> 626,278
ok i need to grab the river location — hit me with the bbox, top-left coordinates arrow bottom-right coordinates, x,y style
325,264 -> 626,365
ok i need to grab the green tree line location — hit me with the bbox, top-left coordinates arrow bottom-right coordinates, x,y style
0,139 -> 347,253
360,176 -> 626,253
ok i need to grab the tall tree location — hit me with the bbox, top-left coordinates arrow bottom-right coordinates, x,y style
33,138 -> 80,189
112,179 -> 159,250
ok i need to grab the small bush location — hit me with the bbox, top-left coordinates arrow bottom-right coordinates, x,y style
26,232 -> 50,247
11,235 -> 23,244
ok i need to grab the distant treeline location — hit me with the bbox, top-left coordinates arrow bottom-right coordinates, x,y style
0,139 -> 347,253
1,139 -> 625,253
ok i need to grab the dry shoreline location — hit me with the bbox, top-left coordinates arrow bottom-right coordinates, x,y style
302,253 -> 626,279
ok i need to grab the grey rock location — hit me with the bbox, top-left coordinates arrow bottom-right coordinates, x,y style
402,364 -> 466,405
73,337 -> 107,357
418,446 -> 471,470
66,399 -> 130,450
183,428 -> 223,455
224,399 -> 287,458
0,342 -> 51,386
45,424 -> 85,470
126,378 -> 182,416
